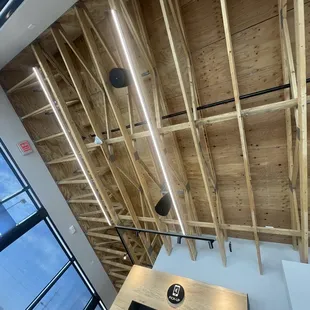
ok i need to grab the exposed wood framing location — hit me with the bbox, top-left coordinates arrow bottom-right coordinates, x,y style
7,72 -> 36,94
32,43 -> 143,271
21,99 -> 80,120
110,0 -> 197,259
104,98 -> 301,144
121,0 -> 201,236
73,4 -> 175,256
165,0 -> 227,239
159,0 -> 226,266
28,95 -> 301,147
79,215 -> 301,237
2,0 -> 309,288
50,25 -> 157,265
220,0 -> 262,274
278,0 -> 300,250
294,0 -> 308,263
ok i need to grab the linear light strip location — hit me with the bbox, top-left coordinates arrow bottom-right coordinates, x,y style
111,10 -> 185,235
33,67 -> 112,226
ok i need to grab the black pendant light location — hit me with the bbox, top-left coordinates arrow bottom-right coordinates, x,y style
109,67 -> 131,88
155,193 -> 172,216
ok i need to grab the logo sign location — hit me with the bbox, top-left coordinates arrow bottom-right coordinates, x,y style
167,283 -> 185,307
17,140 -> 33,155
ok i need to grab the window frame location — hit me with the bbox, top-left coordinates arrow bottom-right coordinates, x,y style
0,139 -> 106,310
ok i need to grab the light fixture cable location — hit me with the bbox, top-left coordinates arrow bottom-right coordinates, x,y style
33,67 -> 112,226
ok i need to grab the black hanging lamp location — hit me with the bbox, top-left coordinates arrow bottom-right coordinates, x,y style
155,193 -> 172,216
109,67 -> 131,88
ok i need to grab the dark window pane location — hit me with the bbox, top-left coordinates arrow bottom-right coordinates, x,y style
34,266 -> 92,310
0,221 -> 69,309
2,191 -> 37,225
0,153 -> 23,201
95,304 -> 103,310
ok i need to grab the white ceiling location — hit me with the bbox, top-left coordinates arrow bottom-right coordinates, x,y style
0,0 -> 77,69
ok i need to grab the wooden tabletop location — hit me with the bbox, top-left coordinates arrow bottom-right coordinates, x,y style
110,265 -> 248,310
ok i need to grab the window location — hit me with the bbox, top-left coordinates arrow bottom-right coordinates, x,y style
0,0 -> 26,29
34,266 -> 92,309
0,140 -> 106,310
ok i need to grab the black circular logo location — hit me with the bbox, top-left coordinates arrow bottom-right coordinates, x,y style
167,283 -> 185,306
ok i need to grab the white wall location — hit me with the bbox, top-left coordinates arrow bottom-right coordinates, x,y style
154,236 -> 301,310
0,86 -> 116,307
0,0 -> 78,68
283,260 -> 310,310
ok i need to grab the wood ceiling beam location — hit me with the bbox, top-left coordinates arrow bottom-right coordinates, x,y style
121,0 -> 201,236
108,5 -> 177,233
278,0 -> 300,251
110,1 -> 197,259
220,0 -> 262,274
32,42 -> 120,225
33,96 -> 300,146
21,99 -> 79,121
7,72 -> 36,94
57,166 -> 110,184
87,232 -> 120,241
94,246 -> 126,256
280,4 -> 301,242
41,45 -> 75,92
109,272 -> 127,280
51,24 -> 157,265
102,260 -> 131,271
159,0 -> 226,266
167,0 -> 227,239
46,147 -> 97,165
294,0 -> 308,263
104,97 -> 300,145
79,215 -> 302,237
74,5 -> 173,256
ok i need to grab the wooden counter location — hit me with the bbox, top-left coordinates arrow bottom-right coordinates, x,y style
110,265 -> 248,310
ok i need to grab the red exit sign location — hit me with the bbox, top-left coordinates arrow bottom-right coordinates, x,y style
17,140 -> 33,155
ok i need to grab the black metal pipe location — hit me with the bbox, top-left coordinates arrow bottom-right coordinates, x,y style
115,225 -> 215,243
91,78 -> 310,138
115,227 -> 135,265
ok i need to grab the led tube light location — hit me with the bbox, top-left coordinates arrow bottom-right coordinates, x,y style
111,10 -> 185,235
33,67 -> 112,226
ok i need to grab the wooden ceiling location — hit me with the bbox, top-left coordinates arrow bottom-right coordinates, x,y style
0,0 -> 309,289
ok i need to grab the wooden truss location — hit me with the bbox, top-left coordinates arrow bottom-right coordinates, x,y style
3,0 -> 308,289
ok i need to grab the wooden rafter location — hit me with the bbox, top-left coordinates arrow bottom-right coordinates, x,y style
120,0 -> 201,236
32,43 -> 143,267
220,0 -> 262,274
166,0 -> 227,239
30,96 -> 300,147
79,214 -> 301,237
50,25 -> 157,265
108,1 -> 197,259
2,0 -> 308,286
294,0 -> 308,263
32,43 -> 118,222
278,0 -> 301,251
73,4 -> 174,255
103,97 -> 301,145
21,98 -> 80,120
159,0 -> 226,266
